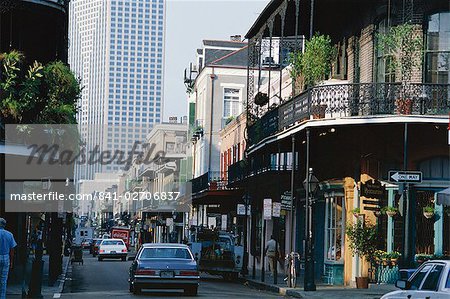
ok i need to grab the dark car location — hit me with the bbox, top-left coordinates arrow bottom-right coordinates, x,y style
128,243 -> 199,295
92,239 -> 102,257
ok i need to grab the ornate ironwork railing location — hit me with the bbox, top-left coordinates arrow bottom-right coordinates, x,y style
191,171 -> 229,194
248,83 -> 450,146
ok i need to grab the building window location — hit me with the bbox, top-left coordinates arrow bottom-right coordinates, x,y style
425,12 -> 450,84
376,19 -> 396,83
325,195 -> 345,263
223,88 -> 241,118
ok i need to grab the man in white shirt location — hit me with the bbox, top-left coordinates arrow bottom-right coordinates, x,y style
264,235 -> 280,277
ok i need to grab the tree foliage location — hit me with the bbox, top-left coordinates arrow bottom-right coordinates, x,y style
0,50 -> 81,124
289,34 -> 336,88
376,23 -> 423,83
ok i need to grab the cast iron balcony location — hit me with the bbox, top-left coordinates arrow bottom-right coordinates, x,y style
249,82 -> 450,146
191,171 -> 229,194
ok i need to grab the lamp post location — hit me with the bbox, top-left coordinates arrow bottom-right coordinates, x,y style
242,194 -> 251,276
303,167 -> 318,291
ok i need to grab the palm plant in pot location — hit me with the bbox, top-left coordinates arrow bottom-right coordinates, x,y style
346,219 -> 378,289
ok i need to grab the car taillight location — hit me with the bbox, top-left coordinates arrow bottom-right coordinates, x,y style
99,250 -> 104,253
179,271 -> 199,276
136,269 -> 156,275
122,249 -> 127,253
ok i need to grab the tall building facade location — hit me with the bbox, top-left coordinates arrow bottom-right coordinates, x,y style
69,0 -> 165,181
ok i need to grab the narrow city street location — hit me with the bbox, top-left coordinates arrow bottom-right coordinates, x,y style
61,251 -> 287,298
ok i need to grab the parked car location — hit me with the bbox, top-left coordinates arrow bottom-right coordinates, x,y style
128,243 -> 199,295
92,239 -> 102,257
98,239 -> 128,261
81,238 -> 92,249
381,260 -> 450,299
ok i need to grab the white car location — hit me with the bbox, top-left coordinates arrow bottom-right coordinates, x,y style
98,239 -> 128,261
381,260 -> 450,299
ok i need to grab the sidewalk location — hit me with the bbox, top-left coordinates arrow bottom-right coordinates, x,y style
6,254 -> 70,298
243,271 -> 397,299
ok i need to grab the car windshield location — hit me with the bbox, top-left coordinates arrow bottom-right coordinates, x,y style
446,269 -> 450,288
410,264 -> 433,290
102,240 -> 124,246
139,247 -> 192,259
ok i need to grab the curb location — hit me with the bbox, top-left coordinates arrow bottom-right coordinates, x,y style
241,277 -> 304,297
56,257 -> 71,294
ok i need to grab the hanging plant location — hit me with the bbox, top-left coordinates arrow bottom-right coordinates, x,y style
254,92 -> 269,106
423,206 -> 435,219
383,206 -> 398,217
351,207 -> 361,217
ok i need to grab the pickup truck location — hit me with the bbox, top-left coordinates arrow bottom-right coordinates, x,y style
189,228 -> 243,280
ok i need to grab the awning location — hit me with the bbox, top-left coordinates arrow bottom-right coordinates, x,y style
437,187 -> 450,206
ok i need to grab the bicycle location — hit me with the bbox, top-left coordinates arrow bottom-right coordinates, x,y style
285,252 -> 300,288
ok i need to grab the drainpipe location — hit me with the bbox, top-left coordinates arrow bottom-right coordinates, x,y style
208,68 -> 216,175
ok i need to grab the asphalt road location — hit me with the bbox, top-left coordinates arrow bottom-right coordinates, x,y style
61,250 -> 286,298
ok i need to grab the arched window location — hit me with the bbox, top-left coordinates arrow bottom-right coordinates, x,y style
425,12 -> 450,84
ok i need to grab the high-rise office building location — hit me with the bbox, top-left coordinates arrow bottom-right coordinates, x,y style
69,0 -> 165,180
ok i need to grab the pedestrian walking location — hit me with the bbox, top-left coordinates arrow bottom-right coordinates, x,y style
264,235 -> 280,277
0,217 -> 17,299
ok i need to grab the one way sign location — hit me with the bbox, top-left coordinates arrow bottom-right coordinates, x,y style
388,171 -> 422,183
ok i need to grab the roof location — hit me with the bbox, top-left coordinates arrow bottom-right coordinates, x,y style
202,40 -> 246,48
210,45 -> 248,67
141,243 -> 189,248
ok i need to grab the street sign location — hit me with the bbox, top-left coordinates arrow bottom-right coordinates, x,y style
263,198 -> 272,220
221,215 -> 227,230
237,204 -> 251,216
281,191 -> 293,210
272,202 -> 281,217
389,171 -> 422,183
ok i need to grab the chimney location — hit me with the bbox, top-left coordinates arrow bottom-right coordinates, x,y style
230,35 -> 242,42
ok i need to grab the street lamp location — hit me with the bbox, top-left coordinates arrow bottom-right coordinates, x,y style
242,194 -> 251,276
303,167 -> 319,291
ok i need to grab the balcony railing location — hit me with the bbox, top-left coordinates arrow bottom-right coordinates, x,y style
228,157 -> 298,185
249,82 -> 450,146
191,171 -> 229,194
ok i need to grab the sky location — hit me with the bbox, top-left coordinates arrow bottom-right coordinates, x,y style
163,0 -> 269,121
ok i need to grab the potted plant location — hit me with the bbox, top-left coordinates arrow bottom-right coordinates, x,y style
351,207 -> 361,218
389,251 -> 401,266
423,206 -> 435,219
415,254 -> 432,265
383,206 -> 398,217
373,210 -> 382,217
288,34 -> 336,98
346,219 -> 378,289
377,23 -> 423,114
374,250 -> 386,264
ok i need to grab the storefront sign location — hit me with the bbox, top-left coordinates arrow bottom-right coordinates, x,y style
360,179 -> 385,200
237,204 -> 251,215
263,198 -> 272,220
272,202 -> 281,217
281,191 -> 293,210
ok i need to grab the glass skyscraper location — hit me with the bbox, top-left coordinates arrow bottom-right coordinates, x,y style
69,0 -> 165,180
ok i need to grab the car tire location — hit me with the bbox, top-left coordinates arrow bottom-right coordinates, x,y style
184,286 -> 198,296
98,257 -> 103,261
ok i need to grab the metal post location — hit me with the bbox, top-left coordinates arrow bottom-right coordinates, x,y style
304,129 -> 316,291
261,219 -> 266,282
290,135 -> 296,253
401,123 -> 413,268
242,196 -> 249,276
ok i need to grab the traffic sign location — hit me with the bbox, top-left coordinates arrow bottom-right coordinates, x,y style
388,171 -> 422,183
263,198 -> 272,220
